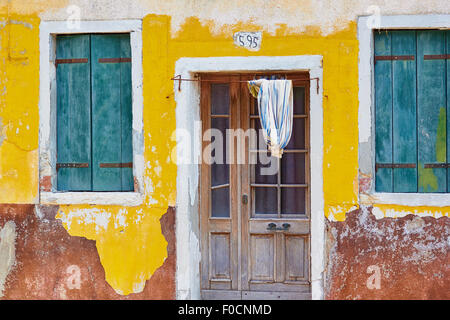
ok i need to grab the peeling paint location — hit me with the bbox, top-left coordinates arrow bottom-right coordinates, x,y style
56,204 -> 168,295
326,207 -> 449,299
0,221 -> 16,298
371,204 -> 448,220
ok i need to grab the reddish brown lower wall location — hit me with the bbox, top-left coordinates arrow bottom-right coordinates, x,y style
325,207 -> 449,300
1,203 -> 448,299
0,204 -> 175,300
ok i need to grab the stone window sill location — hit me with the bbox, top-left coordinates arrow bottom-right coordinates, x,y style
360,192 -> 450,207
40,192 -> 143,206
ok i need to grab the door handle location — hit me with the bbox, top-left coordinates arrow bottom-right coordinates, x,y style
242,194 -> 248,205
267,223 -> 291,231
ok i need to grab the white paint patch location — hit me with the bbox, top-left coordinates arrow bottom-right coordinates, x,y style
233,32 -> 262,51
0,221 -> 17,298
57,208 -> 112,233
370,205 -> 446,220
132,273 -> 147,293
66,265 -> 82,290
40,192 -> 143,206
360,192 -> 450,208
114,209 -> 128,229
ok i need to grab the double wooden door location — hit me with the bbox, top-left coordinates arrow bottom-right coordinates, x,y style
200,73 -> 311,300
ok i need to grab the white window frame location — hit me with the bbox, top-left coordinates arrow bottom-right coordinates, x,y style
173,56 -> 325,300
39,20 -> 144,206
358,14 -> 450,207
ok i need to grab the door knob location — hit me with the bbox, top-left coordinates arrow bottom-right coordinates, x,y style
267,223 -> 277,230
242,194 -> 248,205
267,223 -> 290,231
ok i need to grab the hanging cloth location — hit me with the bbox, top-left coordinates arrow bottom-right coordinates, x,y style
248,79 -> 294,158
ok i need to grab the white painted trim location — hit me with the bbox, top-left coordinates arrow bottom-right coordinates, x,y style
174,56 -> 324,300
361,193 -> 450,207
40,192 -> 143,206
358,14 -> 450,206
38,20 -> 144,205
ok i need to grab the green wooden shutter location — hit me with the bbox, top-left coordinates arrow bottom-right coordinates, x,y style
375,30 -> 449,193
56,34 -> 92,191
417,30 -> 447,193
392,31 -> 417,192
374,31 -> 394,192
91,34 -> 133,191
447,30 -> 450,192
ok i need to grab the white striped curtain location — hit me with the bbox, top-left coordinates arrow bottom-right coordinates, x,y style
248,79 -> 294,158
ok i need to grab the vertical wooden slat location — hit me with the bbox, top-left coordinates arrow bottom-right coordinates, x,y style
392,31 -> 418,192
56,34 -> 92,191
304,84 -> 311,218
374,31 -> 394,192
240,80 -> 250,291
200,80 -> 211,290
119,35 -> 134,191
417,31 -> 447,192
447,30 -> 450,192
230,77 -> 240,291
91,34 -> 123,191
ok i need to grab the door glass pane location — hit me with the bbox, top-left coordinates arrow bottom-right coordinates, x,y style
281,153 -> 305,184
211,84 -> 229,115
285,118 -> 305,150
293,86 -> 306,115
210,117 -> 229,176
281,188 -> 306,214
254,151 -> 278,184
212,187 -> 230,217
254,187 -> 278,215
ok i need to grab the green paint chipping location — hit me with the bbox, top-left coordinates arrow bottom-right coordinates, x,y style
418,161 -> 438,192
436,107 -> 446,163
418,107 -> 447,193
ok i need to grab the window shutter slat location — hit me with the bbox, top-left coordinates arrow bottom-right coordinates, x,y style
374,32 -> 394,192
447,31 -> 450,192
391,31 -> 418,192
91,34 -> 123,191
56,34 -> 92,191
91,34 -> 133,191
119,35 -> 134,191
417,31 -> 447,193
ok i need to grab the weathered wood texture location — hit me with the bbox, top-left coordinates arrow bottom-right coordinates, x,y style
375,30 -> 450,193
56,34 -> 133,192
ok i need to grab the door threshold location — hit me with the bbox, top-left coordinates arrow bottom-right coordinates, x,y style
201,290 -> 312,300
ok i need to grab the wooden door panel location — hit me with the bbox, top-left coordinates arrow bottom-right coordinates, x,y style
249,234 -> 275,282
200,73 -> 311,299
209,233 -> 232,282
200,77 -> 239,292
285,235 -> 308,282
248,219 -> 310,234
242,291 -> 311,300
243,76 -> 311,294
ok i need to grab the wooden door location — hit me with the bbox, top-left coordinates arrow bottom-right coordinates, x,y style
200,73 -> 311,300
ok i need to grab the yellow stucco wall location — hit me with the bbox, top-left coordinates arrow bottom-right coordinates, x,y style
0,2 -> 448,295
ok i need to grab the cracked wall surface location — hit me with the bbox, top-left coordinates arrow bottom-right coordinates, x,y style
325,208 -> 449,299
0,204 -> 175,299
